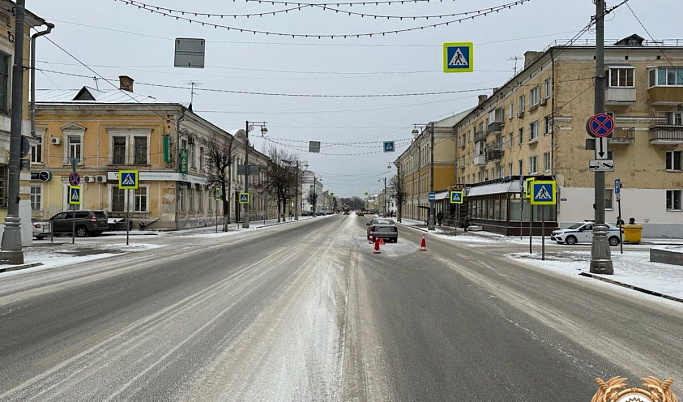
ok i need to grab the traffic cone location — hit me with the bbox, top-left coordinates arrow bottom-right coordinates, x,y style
420,235 -> 426,251
368,235 -> 374,244
374,238 -> 381,254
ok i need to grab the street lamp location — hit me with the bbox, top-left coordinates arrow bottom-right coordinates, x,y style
413,122 -> 435,230
242,120 -> 267,229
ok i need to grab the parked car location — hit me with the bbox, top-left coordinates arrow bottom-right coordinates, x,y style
366,218 -> 398,243
356,211 -> 364,216
34,210 -> 109,238
551,221 -> 622,246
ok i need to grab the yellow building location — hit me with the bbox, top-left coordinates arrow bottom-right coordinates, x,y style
454,34 -> 683,237
0,1 -> 50,247
33,76 -> 274,230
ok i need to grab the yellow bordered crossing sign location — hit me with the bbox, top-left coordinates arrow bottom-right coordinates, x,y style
530,180 -> 556,205
443,42 -> 473,73
68,185 -> 81,205
118,170 -> 139,190
524,177 -> 535,199
239,192 -> 249,204
449,191 -> 463,204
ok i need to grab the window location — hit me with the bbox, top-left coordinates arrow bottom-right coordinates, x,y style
498,165 -> 504,179
666,112 -> 683,126
31,135 -> 43,164
605,189 -> 613,210
508,163 -> 513,176
499,136 -> 505,150
518,95 -> 525,114
666,151 -> 682,171
609,68 -> 635,87
179,187 -> 186,212
529,155 -> 538,174
189,187 -> 195,212
543,152 -> 551,172
509,102 -> 514,119
529,121 -> 538,141
134,186 -> 148,212
0,53 -> 8,113
530,86 -> 539,106
190,141 -> 196,169
650,67 -> 683,87
31,185 -> 42,211
543,78 -> 551,99
518,160 -> 523,175
134,136 -> 147,165
113,136 -> 126,164
544,116 -> 552,135
67,134 -> 82,164
518,128 -> 523,145
198,185 -> 204,212
667,190 -> 682,211
112,187 -> 126,212
199,147 -> 205,171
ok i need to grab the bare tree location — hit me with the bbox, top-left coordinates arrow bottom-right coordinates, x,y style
206,134 -> 234,231
390,172 -> 407,222
264,147 -> 298,222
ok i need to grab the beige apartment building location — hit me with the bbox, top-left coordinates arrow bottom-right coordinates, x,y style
396,110 -> 470,223
454,34 -> 683,237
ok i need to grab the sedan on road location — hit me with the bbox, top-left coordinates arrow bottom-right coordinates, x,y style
551,221 -> 622,246
366,218 -> 398,243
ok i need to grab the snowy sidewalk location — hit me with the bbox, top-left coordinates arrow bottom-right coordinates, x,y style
398,218 -> 683,305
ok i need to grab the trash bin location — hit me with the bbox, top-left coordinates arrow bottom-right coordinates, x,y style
622,224 -> 643,243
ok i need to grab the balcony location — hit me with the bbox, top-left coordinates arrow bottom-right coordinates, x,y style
486,121 -> 503,136
474,130 -> 486,143
650,124 -> 683,144
609,128 -> 635,145
486,149 -> 503,161
605,87 -> 636,105
648,86 -> 683,106
474,154 -> 486,166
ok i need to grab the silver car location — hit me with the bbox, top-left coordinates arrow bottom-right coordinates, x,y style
366,218 -> 398,243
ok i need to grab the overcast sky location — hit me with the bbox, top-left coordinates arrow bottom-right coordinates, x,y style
29,0 -> 678,198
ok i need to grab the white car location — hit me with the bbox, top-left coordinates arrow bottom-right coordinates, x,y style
551,221 -> 622,246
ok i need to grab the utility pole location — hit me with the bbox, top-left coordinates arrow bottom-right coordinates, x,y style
590,0 -> 614,274
242,121 -> 266,229
1,0 -> 26,264
428,122 -> 436,231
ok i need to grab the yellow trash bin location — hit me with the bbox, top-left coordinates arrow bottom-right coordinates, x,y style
622,224 -> 643,243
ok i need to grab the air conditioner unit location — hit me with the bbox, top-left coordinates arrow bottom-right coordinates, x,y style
50,137 -> 61,145
83,176 -> 95,183
539,97 -> 548,106
96,175 -> 107,183
517,111 -> 525,118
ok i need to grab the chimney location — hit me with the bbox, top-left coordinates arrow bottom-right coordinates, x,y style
119,75 -> 134,92
524,51 -> 541,69
478,95 -> 488,105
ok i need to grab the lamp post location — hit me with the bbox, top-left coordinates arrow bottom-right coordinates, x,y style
242,121 -> 267,229
413,122 -> 435,230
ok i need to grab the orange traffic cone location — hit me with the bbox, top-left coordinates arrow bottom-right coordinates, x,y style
420,235 -> 426,251
374,238 -> 381,254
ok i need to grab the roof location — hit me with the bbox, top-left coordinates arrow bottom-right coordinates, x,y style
35,87 -> 168,104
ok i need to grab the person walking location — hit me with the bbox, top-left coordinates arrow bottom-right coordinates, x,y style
463,215 -> 470,232
437,211 -> 443,226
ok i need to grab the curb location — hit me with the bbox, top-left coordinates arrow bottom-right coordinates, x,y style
579,272 -> 683,304
0,262 -> 44,274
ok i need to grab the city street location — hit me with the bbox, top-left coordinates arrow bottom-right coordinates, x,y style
0,215 -> 681,401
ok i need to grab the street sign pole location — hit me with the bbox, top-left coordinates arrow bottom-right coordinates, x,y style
126,189 -> 130,246
71,159 -> 77,245
541,205 -> 545,261
590,0 -> 614,274
616,178 -> 623,254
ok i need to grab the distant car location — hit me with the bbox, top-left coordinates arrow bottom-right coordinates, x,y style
356,211 -> 364,216
551,221 -> 622,246
366,218 -> 398,243
33,210 -> 109,238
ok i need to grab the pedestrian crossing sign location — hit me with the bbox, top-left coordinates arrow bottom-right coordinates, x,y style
239,192 -> 249,204
449,191 -> 463,204
383,141 -> 395,153
530,180 -> 556,205
443,42 -> 473,73
118,170 -> 139,190
69,185 -> 81,205
524,177 -> 535,199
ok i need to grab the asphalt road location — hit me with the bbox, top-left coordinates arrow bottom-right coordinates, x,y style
0,215 -> 680,401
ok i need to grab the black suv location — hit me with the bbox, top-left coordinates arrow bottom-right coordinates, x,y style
42,210 -> 109,237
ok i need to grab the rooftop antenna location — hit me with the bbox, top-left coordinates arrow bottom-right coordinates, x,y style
185,81 -> 202,108
506,55 -> 520,75
93,76 -> 99,90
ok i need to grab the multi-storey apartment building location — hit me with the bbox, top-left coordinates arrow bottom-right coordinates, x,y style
0,1 -> 49,246
33,76 -> 274,230
454,34 -> 683,236
395,109 -> 470,223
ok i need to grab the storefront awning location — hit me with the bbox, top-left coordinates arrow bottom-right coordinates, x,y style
466,181 -> 522,197
435,191 -> 449,200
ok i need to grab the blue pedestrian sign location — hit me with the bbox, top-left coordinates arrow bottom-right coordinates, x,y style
530,181 -> 556,205
383,141 -> 395,153
449,191 -> 463,204
239,192 -> 250,204
428,192 -> 436,203
118,170 -> 139,190
68,185 -> 81,205
443,42 -> 473,73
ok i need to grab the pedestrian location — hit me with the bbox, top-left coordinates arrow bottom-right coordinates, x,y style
437,211 -> 443,226
463,215 -> 470,232
629,217 -> 635,225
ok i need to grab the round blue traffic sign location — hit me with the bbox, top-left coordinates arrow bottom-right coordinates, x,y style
587,113 -> 614,138
69,171 -> 80,186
